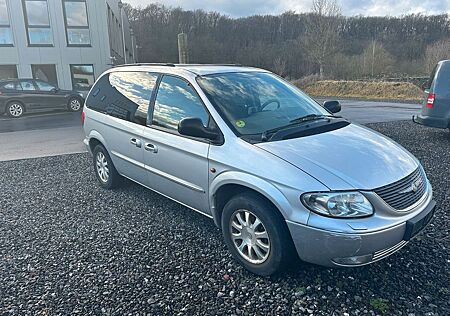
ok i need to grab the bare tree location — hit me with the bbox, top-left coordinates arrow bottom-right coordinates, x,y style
424,39 -> 450,73
273,57 -> 287,77
302,0 -> 342,79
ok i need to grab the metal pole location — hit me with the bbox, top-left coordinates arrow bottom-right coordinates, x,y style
131,29 -> 136,63
118,1 -> 127,64
371,39 -> 375,78
178,33 -> 189,64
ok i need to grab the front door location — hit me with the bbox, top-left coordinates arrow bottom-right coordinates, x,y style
143,75 -> 211,213
19,80 -> 41,110
34,80 -> 64,108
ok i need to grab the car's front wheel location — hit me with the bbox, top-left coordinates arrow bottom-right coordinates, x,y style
68,98 -> 82,112
92,144 -> 122,189
7,102 -> 25,118
221,192 -> 296,276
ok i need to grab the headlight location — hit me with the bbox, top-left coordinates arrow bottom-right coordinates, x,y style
301,192 -> 373,218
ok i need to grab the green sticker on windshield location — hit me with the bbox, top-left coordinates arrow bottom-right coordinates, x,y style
236,120 -> 246,128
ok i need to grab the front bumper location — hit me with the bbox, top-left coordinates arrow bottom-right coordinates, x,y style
413,114 -> 449,129
287,199 -> 436,267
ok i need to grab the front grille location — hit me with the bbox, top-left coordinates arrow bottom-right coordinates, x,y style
374,168 -> 427,211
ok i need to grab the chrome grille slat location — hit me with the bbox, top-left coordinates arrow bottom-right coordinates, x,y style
373,240 -> 408,261
374,168 -> 427,210
375,172 -> 422,195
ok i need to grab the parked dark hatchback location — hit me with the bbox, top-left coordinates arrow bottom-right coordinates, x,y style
0,79 -> 84,118
414,60 -> 450,131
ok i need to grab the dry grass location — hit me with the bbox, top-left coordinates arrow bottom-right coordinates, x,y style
293,80 -> 424,101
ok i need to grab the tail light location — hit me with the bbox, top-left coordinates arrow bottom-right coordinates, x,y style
426,93 -> 435,108
81,111 -> 85,125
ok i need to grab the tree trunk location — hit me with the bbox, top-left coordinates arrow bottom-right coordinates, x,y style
319,63 -> 324,79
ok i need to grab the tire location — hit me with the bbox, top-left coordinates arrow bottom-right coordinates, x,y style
92,144 -> 122,189
6,101 -> 25,118
68,97 -> 82,112
221,192 -> 296,276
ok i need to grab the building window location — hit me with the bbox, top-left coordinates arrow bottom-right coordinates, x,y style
70,64 -> 95,91
0,0 -> 13,46
63,0 -> 90,46
31,64 -> 58,86
0,65 -> 18,79
23,0 -> 53,46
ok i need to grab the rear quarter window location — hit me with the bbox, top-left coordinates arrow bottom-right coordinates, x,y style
85,71 -> 158,126
2,82 -> 14,90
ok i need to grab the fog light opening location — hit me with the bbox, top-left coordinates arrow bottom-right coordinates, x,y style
332,254 -> 373,266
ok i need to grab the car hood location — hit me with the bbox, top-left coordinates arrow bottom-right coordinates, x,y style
255,123 -> 419,190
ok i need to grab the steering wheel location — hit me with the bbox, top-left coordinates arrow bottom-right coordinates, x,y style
261,99 -> 281,111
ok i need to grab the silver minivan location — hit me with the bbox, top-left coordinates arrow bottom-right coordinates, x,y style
414,59 -> 450,132
83,64 -> 435,276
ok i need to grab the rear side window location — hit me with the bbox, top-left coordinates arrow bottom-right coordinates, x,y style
86,71 -> 158,126
20,80 -> 36,91
35,80 -> 56,91
152,75 -> 209,131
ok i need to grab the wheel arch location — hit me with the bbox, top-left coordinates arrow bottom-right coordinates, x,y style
210,172 -> 292,228
5,99 -> 26,113
87,131 -> 109,153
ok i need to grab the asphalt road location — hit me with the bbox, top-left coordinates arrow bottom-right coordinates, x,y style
0,121 -> 449,315
0,100 -> 422,161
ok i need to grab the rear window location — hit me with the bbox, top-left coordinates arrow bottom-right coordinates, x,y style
427,65 -> 438,89
86,71 -> 158,126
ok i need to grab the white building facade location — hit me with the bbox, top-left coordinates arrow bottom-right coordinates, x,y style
0,0 -> 136,93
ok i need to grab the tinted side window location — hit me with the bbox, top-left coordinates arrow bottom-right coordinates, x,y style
2,82 -> 15,90
152,75 -> 209,131
20,80 -> 36,91
86,71 -> 158,126
35,80 -> 56,91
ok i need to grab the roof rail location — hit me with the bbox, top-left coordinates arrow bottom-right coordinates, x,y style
113,63 -> 176,68
113,63 -> 242,68
176,64 -> 243,67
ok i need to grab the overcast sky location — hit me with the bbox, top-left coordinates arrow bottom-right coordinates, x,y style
125,0 -> 450,17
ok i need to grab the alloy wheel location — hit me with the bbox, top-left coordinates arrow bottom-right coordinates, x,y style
9,103 -> 23,117
70,99 -> 81,111
96,152 -> 109,183
230,209 -> 271,264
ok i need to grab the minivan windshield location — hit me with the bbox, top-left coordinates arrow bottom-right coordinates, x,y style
197,72 -> 330,136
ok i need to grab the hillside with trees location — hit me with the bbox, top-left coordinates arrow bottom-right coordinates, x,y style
124,2 -> 450,80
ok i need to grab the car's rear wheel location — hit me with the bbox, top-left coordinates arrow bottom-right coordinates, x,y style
221,192 -> 295,276
68,98 -> 82,112
7,102 -> 25,118
93,144 -> 122,189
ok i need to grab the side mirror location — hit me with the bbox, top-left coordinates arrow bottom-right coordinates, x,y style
178,117 -> 219,140
51,87 -> 59,93
323,100 -> 341,114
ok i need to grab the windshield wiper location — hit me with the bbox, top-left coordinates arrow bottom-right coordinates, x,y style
289,114 -> 337,124
261,114 -> 337,141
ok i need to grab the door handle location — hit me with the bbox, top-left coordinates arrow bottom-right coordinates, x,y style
145,143 -> 158,153
130,138 -> 142,148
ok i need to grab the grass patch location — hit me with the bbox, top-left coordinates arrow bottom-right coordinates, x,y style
369,298 -> 390,314
293,80 -> 423,102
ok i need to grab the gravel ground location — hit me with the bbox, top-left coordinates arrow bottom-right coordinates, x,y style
0,121 -> 449,316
